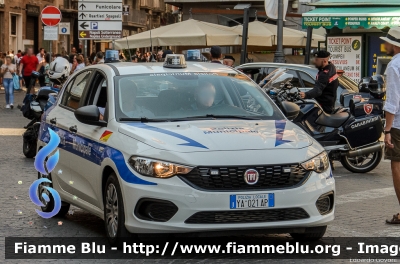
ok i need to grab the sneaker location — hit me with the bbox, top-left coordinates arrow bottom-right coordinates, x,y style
5,104 -> 10,109
10,104 -> 14,109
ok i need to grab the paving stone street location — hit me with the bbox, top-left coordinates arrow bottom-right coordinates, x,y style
0,87 -> 398,264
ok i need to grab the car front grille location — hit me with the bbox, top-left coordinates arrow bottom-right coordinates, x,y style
185,208 -> 310,224
179,164 -> 309,191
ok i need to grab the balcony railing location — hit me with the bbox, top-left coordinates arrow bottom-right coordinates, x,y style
60,0 -> 78,10
140,0 -> 165,12
123,9 -> 147,26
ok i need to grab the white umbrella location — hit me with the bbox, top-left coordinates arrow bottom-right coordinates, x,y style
231,21 -> 325,47
114,19 -> 241,49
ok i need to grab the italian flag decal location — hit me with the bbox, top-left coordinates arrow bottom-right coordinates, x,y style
100,131 -> 113,142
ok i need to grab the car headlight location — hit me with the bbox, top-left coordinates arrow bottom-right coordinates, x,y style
128,157 -> 193,178
301,152 -> 329,173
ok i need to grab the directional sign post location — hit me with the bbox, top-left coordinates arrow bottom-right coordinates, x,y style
78,0 -> 122,40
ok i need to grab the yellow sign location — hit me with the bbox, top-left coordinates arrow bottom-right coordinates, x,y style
79,31 -> 86,38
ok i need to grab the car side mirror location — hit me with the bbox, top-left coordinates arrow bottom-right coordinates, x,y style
281,101 -> 300,120
74,105 -> 107,127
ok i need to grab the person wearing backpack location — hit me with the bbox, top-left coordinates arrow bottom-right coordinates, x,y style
1,56 -> 17,109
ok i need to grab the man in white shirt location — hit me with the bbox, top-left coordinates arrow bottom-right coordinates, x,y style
36,48 -> 45,63
381,27 -> 400,224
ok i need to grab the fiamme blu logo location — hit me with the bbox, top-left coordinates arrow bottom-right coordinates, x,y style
29,128 -> 62,219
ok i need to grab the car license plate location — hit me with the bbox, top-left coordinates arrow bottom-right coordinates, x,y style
230,193 -> 274,209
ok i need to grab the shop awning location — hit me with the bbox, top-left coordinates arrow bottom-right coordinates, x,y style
302,7 -> 400,29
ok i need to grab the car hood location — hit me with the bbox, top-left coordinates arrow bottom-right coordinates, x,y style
118,120 -> 315,153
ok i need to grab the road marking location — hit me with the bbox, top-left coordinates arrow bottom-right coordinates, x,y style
0,128 -> 25,136
336,187 -> 394,205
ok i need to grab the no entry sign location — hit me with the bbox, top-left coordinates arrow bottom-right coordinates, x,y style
41,6 -> 62,26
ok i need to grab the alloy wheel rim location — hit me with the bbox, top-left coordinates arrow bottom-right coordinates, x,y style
345,151 -> 379,170
105,184 -> 118,238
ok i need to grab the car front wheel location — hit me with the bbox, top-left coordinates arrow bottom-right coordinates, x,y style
104,173 -> 131,246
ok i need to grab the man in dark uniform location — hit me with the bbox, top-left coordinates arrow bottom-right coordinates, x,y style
299,50 -> 339,114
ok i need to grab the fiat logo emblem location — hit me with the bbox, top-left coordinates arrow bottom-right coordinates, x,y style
244,169 -> 259,185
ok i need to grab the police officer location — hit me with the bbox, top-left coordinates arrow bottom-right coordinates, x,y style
299,50 -> 339,114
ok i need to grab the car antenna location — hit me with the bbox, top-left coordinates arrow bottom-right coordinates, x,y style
125,35 -> 132,62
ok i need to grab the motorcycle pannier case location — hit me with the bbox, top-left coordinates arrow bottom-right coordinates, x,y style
340,92 -> 370,108
349,98 -> 384,118
343,115 -> 383,148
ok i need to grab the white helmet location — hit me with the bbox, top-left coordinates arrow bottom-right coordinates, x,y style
48,57 -> 70,85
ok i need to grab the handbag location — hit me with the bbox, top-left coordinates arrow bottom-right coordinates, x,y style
12,73 -> 20,90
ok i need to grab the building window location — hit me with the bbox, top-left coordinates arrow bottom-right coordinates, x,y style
11,15 -> 17,35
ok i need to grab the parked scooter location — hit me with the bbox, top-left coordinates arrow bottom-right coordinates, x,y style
21,57 -> 70,158
263,70 -> 384,173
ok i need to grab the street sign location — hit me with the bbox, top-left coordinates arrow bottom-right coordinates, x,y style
41,6 -> 62,26
78,0 -> 122,39
79,30 -> 122,39
59,22 -> 70,35
78,12 -> 122,21
78,2 -> 122,11
123,5 -> 129,15
44,26 -> 59,40
80,21 -> 122,30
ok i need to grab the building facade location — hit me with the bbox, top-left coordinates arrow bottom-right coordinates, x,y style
0,0 -> 172,55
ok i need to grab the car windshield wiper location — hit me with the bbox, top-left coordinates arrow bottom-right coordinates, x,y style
188,114 -> 263,120
119,117 -> 170,122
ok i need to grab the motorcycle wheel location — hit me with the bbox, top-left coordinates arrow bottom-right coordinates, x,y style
23,138 -> 37,158
340,150 -> 382,173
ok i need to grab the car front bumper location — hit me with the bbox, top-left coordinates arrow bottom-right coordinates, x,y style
120,168 -> 335,234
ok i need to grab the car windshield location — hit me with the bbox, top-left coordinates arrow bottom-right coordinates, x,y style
114,72 -> 284,122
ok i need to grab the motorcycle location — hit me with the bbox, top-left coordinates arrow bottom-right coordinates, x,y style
21,71 -> 59,158
263,70 -> 384,173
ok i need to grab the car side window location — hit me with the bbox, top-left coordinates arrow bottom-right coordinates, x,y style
299,71 -> 315,88
60,71 -> 92,110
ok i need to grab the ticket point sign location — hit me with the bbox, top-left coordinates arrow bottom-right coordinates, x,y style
327,36 -> 362,82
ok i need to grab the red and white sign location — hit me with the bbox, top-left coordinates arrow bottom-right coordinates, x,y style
41,6 -> 61,27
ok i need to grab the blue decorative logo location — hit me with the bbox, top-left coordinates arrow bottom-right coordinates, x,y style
29,128 -> 61,218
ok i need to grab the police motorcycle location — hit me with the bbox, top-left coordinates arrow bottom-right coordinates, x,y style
22,57 -> 70,158
262,69 -> 384,173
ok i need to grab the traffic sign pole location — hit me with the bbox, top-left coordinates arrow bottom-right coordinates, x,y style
41,6 -> 61,63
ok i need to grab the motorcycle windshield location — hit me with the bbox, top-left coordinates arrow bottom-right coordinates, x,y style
263,69 -> 294,89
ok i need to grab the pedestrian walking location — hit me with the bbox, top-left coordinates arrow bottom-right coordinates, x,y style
210,46 -> 222,64
37,53 -> 51,87
380,28 -> 400,224
1,56 -> 17,109
19,48 -> 39,94
74,55 -> 85,72
36,48 -> 45,64
95,52 -> 105,64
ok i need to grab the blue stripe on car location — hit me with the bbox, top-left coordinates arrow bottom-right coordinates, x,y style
127,123 -> 208,149
40,123 -> 157,185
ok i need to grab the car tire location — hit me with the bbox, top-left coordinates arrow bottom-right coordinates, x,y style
104,172 -> 131,246
38,172 -> 70,216
290,226 -> 327,241
23,138 -> 37,158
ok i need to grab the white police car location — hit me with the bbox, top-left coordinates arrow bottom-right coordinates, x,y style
37,55 -> 334,245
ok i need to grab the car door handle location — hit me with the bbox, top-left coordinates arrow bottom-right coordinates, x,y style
69,125 -> 78,133
50,118 -> 57,125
